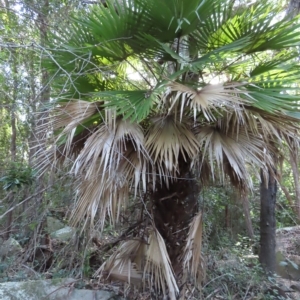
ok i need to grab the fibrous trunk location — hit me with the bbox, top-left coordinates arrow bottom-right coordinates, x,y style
151,160 -> 200,274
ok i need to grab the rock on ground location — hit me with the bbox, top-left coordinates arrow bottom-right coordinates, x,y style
0,278 -> 123,300
50,226 -> 76,242
0,238 -> 22,260
46,216 -> 65,234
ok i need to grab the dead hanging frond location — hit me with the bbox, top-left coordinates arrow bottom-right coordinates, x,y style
145,114 -> 199,187
196,122 -> 272,189
95,239 -> 146,285
50,100 -> 102,132
73,117 -> 147,181
35,100 -> 102,174
69,118 -> 149,230
182,211 -> 205,285
221,108 -> 300,185
145,228 -> 179,300
70,169 -> 128,230
165,81 -> 248,121
95,228 -> 178,300
52,100 -> 102,158
234,106 -> 300,144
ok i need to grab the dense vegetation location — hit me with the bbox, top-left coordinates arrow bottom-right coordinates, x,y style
1,0 -> 300,299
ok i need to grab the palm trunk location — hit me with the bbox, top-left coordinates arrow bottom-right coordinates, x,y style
259,169 -> 277,274
151,37 -> 201,273
151,159 -> 200,273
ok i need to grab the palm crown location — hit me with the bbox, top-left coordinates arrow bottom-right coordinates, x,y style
40,0 -> 300,298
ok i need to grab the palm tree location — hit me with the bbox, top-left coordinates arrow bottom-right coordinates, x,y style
39,0 -> 300,298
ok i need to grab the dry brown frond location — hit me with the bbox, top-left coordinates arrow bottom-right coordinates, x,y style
35,100 -> 102,173
95,239 -> 146,284
145,114 -> 199,187
53,100 -> 101,157
73,117 -> 146,180
51,100 -> 101,131
144,228 -> 178,300
182,211 -> 204,285
219,108 -> 300,185
69,118 -> 149,229
165,81 -> 248,121
244,107 -> 300,145
196,122 -> 272,188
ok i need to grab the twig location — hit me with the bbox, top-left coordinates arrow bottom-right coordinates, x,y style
0,190 -> 13,205
159,192 -> 177,201
100,219 -> 144,252
203,273 -> 234,289
21,264 -> 41,278
0,185 -> 51,220
42,279 -> 82,299
205,288 -> 221,299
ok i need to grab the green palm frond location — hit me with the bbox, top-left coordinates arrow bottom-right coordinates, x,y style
249,51 -> 299,78
96,90 -> 159,122
193,1 -> 300,54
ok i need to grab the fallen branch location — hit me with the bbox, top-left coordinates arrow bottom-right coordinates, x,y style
0,185 -> 50,220
100,219 -> 144,252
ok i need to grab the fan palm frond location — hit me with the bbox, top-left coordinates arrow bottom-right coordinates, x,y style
145,228 -> 178,300
53,100 -> 102,155
166,81 -> 249,121
194,0 -> 300,54
145,114 -> 199,187
182,211 -> 204,285
96,90 -> 159,122
196,122 -> 272,187
222,107 -> 300,156
96,239 -> 146,284
69,117 -> 148,228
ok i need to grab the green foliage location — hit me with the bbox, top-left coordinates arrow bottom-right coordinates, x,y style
0,162 -> 36,191
47,0 -> 300,119
2,1 -> 300,299
204,248 -> 268,299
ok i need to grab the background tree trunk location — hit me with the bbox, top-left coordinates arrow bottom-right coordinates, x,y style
289,146 -> 300,220
242,192 -> 254,240
259,169 -> 277,274
287,0 -> 300,18
5,0 -> 18,235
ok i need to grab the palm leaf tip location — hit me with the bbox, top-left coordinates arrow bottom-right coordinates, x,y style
69,118 -> 148,230
52,100 -> 101,132
95,239 -> 146,285
166,81 -> 248,121
182,211 -> 204,284
145,228 -> 179,300
146,114 -> 199,186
